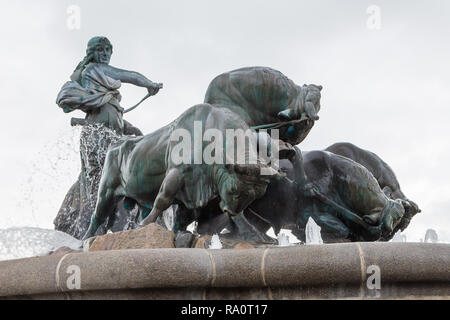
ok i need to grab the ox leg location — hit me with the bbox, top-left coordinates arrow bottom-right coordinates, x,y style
313,214 -> 350,242
141,169 -> 183,226
244,209 -> 272,235
83,185 -> 120,240
173,204 -> 196,234
83,154 -> 122,240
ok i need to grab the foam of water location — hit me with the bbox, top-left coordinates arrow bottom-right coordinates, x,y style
0,227 -> 82,262
391,231 -> 407,242
305,217 -> 323,245
13,127 -> 81,229
277,232 -> 291,247
267,228 -> 301,244
186,221 -> 198,234
163,207 -> 175,231
209,234 -> 223,249
220,228 -> 231,235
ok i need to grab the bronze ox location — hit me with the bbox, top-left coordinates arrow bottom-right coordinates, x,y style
83,104 -> 280,239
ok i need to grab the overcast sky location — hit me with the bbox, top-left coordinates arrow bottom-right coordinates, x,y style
0,0 -> 449,242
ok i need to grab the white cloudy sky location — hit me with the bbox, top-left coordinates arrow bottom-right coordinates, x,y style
0,0 -> 448,242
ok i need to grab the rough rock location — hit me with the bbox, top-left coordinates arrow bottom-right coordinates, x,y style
193,236 -> 210,249
89,223 -> 175,251
233,242 -> 255,249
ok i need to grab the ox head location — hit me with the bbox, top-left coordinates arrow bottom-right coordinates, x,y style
392,199 -> 421,234
378,188 -> 421,237
364,199 -> 405,239
277,84 -> 323,122
217,164 -> 281,216
380,199 -> 405,235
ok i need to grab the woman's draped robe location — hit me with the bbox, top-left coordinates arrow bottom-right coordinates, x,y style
54,64 -> 132,239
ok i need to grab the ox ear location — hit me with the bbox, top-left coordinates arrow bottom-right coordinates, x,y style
317,85 -> 323,92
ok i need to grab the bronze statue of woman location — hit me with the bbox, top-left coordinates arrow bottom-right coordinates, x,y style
54,36 -> 163,239
58,36 -> 162,134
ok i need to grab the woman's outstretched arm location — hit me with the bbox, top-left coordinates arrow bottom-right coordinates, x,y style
99,64 -> 163,92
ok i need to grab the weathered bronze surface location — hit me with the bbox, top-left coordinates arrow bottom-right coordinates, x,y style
244,146 -> 419,242
325,142 -> 420,216
205,67 -> 322,146
55,36 -> 163,239
53,39 -> 418,243
83,104 -> 279,240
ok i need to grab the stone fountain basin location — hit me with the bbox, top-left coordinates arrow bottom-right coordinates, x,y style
0,242 -> 448,300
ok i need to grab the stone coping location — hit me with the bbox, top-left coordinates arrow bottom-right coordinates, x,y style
0,243 -> 448,300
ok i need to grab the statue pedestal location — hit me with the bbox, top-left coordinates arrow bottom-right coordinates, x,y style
0,242 -> 448,300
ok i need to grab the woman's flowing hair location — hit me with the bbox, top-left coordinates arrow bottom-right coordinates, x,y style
71,36 -> 113,83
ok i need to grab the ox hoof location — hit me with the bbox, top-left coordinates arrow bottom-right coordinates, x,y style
140,212 -> 159,227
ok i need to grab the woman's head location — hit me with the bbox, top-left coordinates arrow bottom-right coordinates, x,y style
72,36 -> 113,77
86,36 -> 113,65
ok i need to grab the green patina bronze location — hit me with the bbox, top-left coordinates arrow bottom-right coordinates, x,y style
54,36 -> 163,239
83,104 -> 280,239
204,67 -> 322,146
53,38 -> 419,243
242,146 -> 417,242
57,36 -> 163,135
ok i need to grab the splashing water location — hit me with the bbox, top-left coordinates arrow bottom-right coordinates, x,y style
0,228 -> 82,262
187,221 -> 198,234
391,232 -> 407,242
12,124 -> 125,238
424,229 -> 439,243
220,228 -> 231,235
163,207 -> 175,231
277,232 -> 291,247
13,127 -> 82,229
305,217 -> 323,245
209,234 -> 223,249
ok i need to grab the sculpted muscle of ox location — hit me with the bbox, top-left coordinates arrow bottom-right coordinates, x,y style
325,142 -> 420,219
205,67 -> 322,146
83,104 -> 279,239
244,148 -> 410,242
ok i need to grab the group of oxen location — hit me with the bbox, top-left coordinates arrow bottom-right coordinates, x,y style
83,67 -> 420,243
